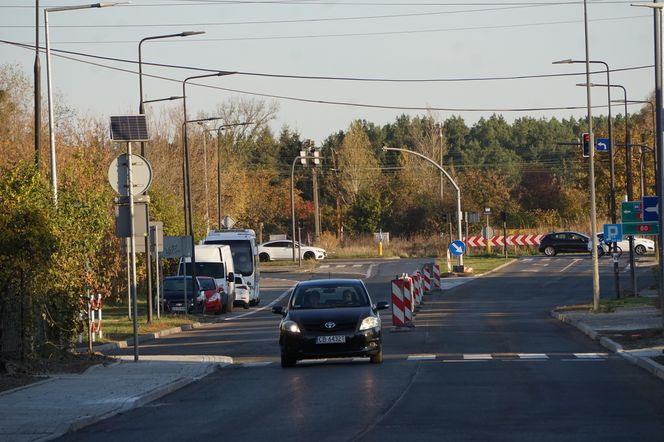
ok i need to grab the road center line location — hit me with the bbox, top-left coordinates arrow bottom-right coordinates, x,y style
225,285 -> 295,321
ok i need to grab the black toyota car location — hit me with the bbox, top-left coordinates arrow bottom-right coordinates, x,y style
272,279 -> 389,367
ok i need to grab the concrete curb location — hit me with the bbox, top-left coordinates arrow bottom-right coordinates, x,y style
85,320 -> 207,354
36,362 -> 224,442
552,310 -> 664,382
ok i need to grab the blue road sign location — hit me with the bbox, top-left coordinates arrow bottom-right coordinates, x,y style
449,240 -> 466,256
604,223 -> 622,243
643,196 -> 659,222
596,138 -> 610,152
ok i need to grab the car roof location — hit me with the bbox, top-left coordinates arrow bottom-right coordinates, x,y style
296,278 -> 362,287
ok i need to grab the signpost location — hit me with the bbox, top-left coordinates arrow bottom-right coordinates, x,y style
449,240 -> 466,256
596,138 -> 610,152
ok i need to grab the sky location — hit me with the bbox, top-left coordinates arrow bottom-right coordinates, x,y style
0,0 -> 658,144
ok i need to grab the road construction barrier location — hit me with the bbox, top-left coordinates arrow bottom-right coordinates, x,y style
423,266 -> 431,294
412,271 -> 422,309
446,248 -> 452,273
391,277 -> 405,327
87,293 -> 103,343
403,274 -> 414,323
433,264 -> 441,289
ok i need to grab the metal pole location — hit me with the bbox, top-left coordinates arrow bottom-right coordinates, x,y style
182,81 -> 197,308
201,129 -> 211,231
126,237 -> 131,320
583,0 -> 601,312
291,157 -> 300,263
382,146 -> 463,267
127,143 -> 140,361
654,1 -> 664,327
618,86 -> 638,297
217,126 -> 223,229
599,62 -> 622,299
153,224 -> 161,319
313,164 -> 321,242
34,0 -> 41,167
44,9 -> 57,204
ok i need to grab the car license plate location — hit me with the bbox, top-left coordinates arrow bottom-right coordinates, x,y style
172,306 -> 186,312
316,335 -> 346,344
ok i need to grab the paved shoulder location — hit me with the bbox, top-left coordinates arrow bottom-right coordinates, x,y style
0,358 -> 228,442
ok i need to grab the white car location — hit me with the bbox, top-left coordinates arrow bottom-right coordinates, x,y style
258,240 -> 327,262
233,275 -> 251,309
595,233 -> 655,255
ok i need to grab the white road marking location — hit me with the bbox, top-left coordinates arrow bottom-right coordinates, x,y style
336,264 -> 347,268
443,360 -> 488,363
518,353 -> 549,359
561,359 -> 606,362
225,285 -> 295,321
463,354 -> 493,360
319,265 -> 330,269
240,362 -> 273,367
352,264 -> 362,268
365,264 -> 375,279
559,259 -> 582,273
573,353 -> 607,359
407,354 -> 437,361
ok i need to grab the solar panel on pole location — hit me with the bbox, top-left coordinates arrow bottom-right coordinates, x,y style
110,115 -> 150,142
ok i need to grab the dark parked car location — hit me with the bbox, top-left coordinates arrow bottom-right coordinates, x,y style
538,231 -> 590,256
272,279 -> 389,368
160,275 -> 221,314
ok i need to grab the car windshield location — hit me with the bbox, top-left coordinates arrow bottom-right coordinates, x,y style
163,278 -> 193,292
204,240 -> 254,276
290,284 -> 369,309
198,278 -> 216,290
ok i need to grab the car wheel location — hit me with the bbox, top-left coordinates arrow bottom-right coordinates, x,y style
370,349 -> 383,364
544,246 -> 557,257
281,353 -> 297,368
635,244 -> 647,255
303,251 -> 315,260
243,301 -> 250,309
259,253 -> 270,262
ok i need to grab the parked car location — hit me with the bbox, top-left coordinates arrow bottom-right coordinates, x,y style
538,231 -> 590,256
234,274 -> 251,309
595,233 -> 655,256
258,240 -> 327,262
160,276 -> 221,314
272,278 -> 389,367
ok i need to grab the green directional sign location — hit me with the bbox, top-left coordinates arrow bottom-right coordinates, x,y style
622,222 -> 659,235
621,201 -> 642,223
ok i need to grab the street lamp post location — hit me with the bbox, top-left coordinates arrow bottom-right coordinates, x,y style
291,155 -> 317,264
34,0 -> 40,167
382,146 -> 464,268
579,82 -> 637,297
44,2 -> 124,203
631,1 -> 663,325
138,32 -> 203,322
554,58 -> 620,298
182,72 -> 233,305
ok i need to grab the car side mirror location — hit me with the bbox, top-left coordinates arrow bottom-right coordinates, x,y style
227,272 -> 234,282
375,301 -> 389,310
272,306 -> 285,316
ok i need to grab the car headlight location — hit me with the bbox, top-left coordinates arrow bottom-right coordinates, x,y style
359,316 -> 380,331
209,293 -> 220,302
281,320 -> 301,334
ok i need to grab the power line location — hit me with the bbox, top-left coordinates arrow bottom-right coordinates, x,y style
1,38 -> 653,84
0,3 -> 594,28
0,39 -> 653,114
10,14 -> 648,44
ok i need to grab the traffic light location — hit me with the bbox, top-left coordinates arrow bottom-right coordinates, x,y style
581,133 -> 590,158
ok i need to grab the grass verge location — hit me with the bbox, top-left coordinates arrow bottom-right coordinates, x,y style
555,295 -> 657,313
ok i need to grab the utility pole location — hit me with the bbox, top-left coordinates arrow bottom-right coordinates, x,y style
34,0 -> 41,167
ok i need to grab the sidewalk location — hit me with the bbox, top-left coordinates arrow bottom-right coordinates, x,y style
553,304 -> 664,382
0,356 -> 232,442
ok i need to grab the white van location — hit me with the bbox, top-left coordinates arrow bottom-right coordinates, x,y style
179,244 -> 236,313
202,229 -> 260,306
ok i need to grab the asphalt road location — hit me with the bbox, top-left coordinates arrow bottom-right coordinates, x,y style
60,256 -> 664,441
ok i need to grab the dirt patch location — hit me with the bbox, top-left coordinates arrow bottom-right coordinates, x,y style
0,353 -> 116,394
602,328 -> 664,350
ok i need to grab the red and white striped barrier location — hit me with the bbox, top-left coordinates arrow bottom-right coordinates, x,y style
403,275 -> 414,323
391,278 -> 405,327
423,266 -> 431,294
446,248 -> 452,273
466,234 -> 545,248
432,264 -> 441,289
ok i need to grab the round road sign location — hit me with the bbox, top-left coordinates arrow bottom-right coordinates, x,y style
108,154 -> 153,196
